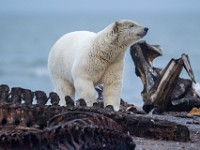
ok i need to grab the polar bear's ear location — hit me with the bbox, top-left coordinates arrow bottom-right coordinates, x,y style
113,21 -> 120,33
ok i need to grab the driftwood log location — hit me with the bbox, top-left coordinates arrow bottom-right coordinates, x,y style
130,41 -> 200,113
0,84 -> 193,149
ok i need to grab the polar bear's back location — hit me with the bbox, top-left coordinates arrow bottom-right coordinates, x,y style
48,31 -> 96,82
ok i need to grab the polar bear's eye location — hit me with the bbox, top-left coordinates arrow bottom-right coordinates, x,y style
129,24 -> 135,28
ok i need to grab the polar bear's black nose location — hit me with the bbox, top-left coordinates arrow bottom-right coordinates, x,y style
144,27 -> 148,32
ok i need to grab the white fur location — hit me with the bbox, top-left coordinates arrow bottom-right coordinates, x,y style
193,82 -> 200,97
48,20 -> 147,110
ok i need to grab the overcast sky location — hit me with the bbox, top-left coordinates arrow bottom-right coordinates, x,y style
1,0 -> 200,15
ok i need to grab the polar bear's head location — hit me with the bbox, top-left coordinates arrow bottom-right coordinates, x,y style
113,20 -> 148,45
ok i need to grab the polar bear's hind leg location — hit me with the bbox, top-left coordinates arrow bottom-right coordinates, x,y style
51,76 -> 75,106
74,78 -> 96,106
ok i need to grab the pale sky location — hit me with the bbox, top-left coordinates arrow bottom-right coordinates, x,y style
0,0 -> 200,15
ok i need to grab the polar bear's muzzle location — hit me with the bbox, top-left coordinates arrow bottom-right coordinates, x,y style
137,27 -> 148,37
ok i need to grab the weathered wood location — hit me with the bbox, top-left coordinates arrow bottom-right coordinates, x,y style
0,102 -> 190,143
130,41 -> 200,113
188,107 -> 200,116
119,115 -> 189,141
70,107 -> 190,142
0,83 -> 198,149
146,58 -> 185,113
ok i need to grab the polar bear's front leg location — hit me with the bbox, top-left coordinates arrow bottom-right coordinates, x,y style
103,80 -> 122,111
74,78 -> 96,106
102,61 -> 123,111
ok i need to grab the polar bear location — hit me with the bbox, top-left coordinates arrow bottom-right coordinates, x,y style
48,20 -> 148,110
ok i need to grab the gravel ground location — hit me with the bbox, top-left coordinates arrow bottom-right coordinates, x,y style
133,136 -> 200,150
